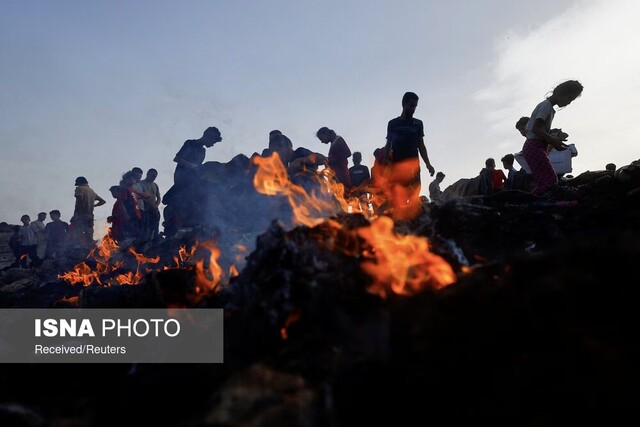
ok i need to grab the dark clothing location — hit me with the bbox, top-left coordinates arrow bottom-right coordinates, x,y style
386,117 -> 424,163
44,220 -> 69,258
18,245 -> 39,268
349,165 -> 370,188
478,168 -> 492,196
269,134 -> 293,151
44,220 -> 68,242
328,137 -> 352,187
174,140 -> 206,185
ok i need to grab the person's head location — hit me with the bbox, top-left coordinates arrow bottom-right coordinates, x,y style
485,158 -> 496,169
129,167 -> 142,182
109,185 -> 120,198
436,171 -> 445,182
401,92 -> 419,118
269,129 -> 282,139
202,126 -> 222,147
501,154 -> 515,168
515,116 -> 529,137
551,80 -> 583,107
352,151 -> 362,165
269,130 -> 292,151
145,168 -> 158,181
37,212 -> 47,222
20,214 -> 30,225
316,127 -> 336,144
606,163 -> 616,172
75,176 -> 88,186
121,170 -> 136,186
49,210 -> 61,220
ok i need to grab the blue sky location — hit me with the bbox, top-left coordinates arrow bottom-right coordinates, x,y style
1,0 -> 638,232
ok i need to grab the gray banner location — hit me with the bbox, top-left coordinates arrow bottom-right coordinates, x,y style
0,309 -> 223,363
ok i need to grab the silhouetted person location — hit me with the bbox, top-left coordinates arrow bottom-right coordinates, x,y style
32,211 -> 47,258
479,158 -> 506,195
136,168 -> 162,242
606,163 -> 616,172
268,129 -> 293,151
316,126 -> 352,188
18,214 -> 40,268
516,116 -> 529,137
44,210 -> 69,259
385,91 -> 435,220
70,176 -> 106,246
349,152 -> 371,192
173,126 -> 222,186
522,80 -> 584,196
429,172 -> 445,203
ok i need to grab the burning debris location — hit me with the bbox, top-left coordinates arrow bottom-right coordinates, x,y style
1,158 -> 639,425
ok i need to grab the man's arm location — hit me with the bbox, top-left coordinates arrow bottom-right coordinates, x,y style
418,138 -> 435,176
173,154 -> 199,169
94,195 -> 107,207
154,184 -> 162,208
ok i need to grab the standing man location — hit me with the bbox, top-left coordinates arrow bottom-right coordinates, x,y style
70,176 -> 106,246
136,168 -> 162,242
32,211 -> 47,258
385,91 -> 435,220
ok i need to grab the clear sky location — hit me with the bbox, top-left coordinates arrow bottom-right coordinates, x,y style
1,0 -> 638,232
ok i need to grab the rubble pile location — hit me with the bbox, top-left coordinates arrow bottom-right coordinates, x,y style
1,160 -> 639,425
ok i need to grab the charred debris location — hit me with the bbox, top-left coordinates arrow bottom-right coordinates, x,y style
1,158 -> 639,425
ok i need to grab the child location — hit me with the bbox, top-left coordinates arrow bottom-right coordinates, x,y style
522,80 -> 583,196
478,158 -> 506,195
44,210 -> 69,259
18,214 -> 40,268
316,126 -> 352,188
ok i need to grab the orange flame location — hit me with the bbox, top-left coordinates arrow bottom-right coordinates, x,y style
253,152 -> 455,297
59,234 -> 159,287
280,309 -> 302,340
174,244 -> 197,267
115,272 -> 136,285
54,295 -> 79,307
194,240 -> 224,295
358,216 -> 456,298
58,262 -> 103,287
229,264 -> 239,278
253,153 -> 348,227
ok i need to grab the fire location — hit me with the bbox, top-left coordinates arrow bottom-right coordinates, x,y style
357,216 -> 456,298
253,153 -> 351,227
229,264 -> 239,278
173,244 -> 197,268
59,234 -> 160,287
54,295 -> 79,307
280,309 -> 302,340
58,262 -> 103,287
253,152 -> 456,297
194,240 -> 224,295
375,158 -> 424,221
92,232 -> 119,259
